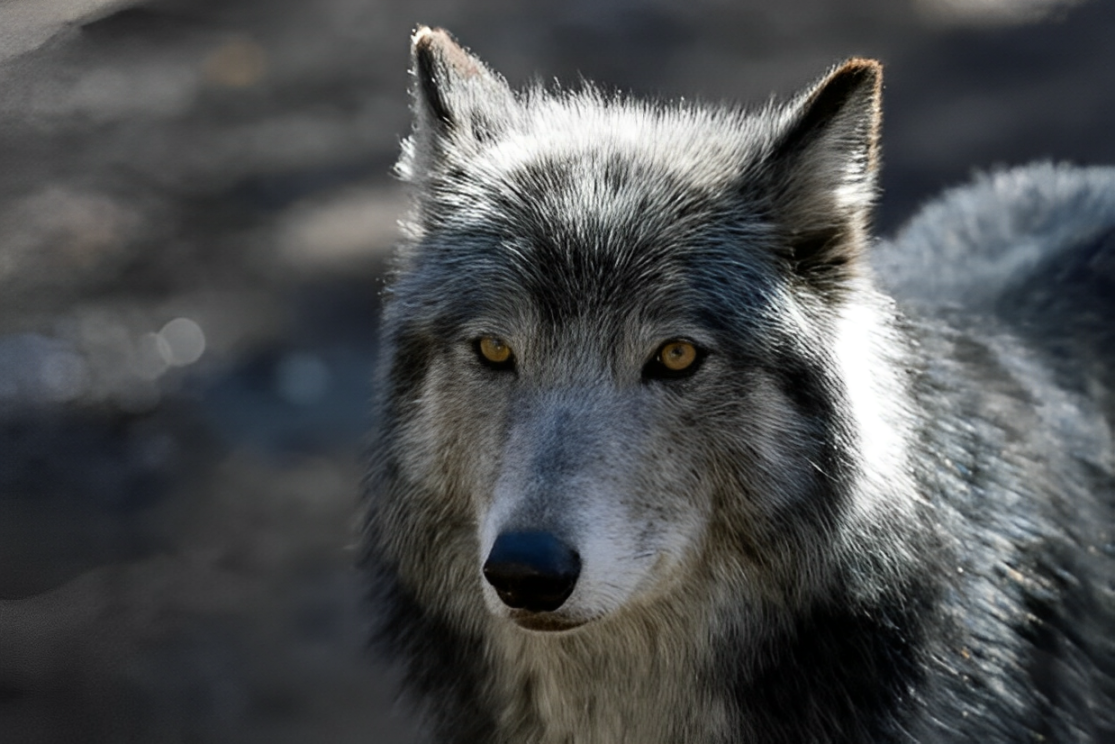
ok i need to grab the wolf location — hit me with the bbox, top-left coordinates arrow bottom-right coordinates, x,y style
361,26 -> 1115,743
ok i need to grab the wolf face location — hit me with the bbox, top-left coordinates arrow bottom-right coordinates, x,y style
371,27 -> 917,637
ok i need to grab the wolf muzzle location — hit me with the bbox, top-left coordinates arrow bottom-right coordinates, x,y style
482,531 -> 582,612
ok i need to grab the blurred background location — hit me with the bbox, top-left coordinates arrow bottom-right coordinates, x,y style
0,0 -> 1112,741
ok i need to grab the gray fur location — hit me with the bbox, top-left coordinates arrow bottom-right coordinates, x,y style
362,27 -> 1115,743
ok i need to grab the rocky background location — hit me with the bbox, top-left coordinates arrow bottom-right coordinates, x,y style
0,0 -> 1112,741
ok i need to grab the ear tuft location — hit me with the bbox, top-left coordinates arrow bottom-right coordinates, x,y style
766,58 -> 884,291
412,26 -> 493,129
401,27 -> 515,182
777,58 -> 882,171
408,26 -> 514,139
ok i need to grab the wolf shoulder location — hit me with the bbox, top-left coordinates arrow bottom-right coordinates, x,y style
876,162 -> 1115,417
874,162 -> 1115,316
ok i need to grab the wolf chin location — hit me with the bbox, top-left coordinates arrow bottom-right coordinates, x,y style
361,27 -> 1115,743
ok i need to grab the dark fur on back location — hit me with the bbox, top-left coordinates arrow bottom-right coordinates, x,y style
361,28 -> 1115,743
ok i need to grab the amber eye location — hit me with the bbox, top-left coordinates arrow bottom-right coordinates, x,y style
643,340 -> 703,381
476,336 -> 514,369
660,341 -> 697,372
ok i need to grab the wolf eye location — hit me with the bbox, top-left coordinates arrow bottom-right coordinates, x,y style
660,341 -> 697,371
643,340 -> 703,381
476,336 -> 514,370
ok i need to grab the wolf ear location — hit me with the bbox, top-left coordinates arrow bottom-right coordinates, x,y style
403,27 -> 516,174
765,59 -> 882,289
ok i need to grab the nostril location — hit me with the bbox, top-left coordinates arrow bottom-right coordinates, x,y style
483,531 -> 581,613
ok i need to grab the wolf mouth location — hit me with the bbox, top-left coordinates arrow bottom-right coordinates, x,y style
509,611 -> 588,632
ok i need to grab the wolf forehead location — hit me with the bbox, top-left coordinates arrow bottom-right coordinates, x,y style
392,27 -> 883,338
404,98 -> 790,251
395,105 -> 800,331
414,107 -> 780,243
416,96 -> 787,208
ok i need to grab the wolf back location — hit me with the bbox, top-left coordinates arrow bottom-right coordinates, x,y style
361,27 -> 1115,743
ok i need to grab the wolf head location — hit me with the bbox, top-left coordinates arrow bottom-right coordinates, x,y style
367,28 -> 917,636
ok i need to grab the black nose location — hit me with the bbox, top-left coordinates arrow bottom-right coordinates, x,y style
483,531 -> 581,612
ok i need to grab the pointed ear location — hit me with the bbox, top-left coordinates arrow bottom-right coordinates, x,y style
404,27 -> 516,173
766,59 -> 882,289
